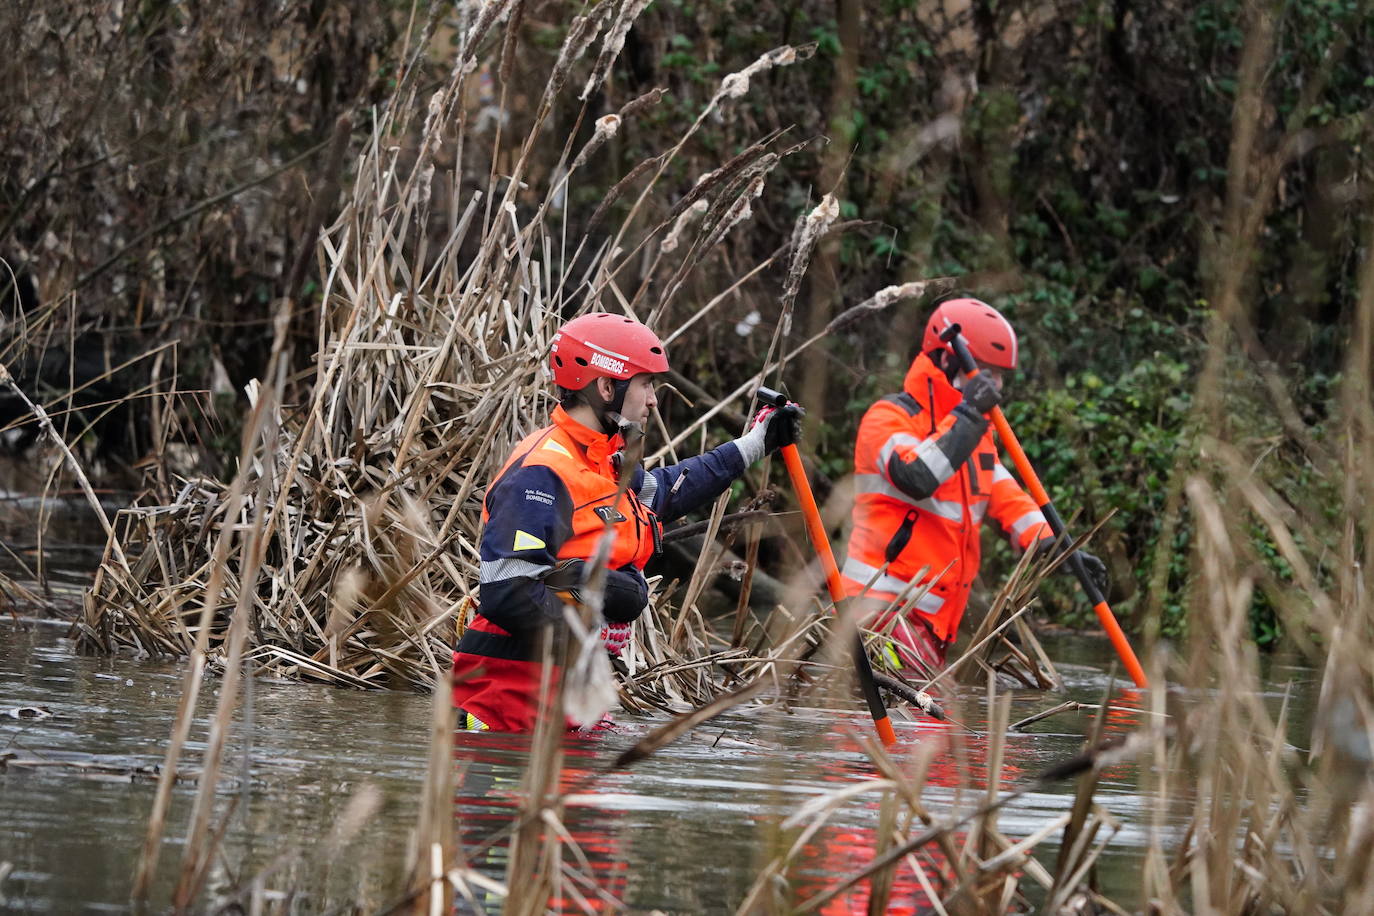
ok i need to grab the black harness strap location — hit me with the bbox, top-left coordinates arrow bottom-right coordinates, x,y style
880,392 -> 922,416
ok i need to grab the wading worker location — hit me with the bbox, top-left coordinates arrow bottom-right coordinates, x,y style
453,312 -> 800,732
840,297 -> 1107,671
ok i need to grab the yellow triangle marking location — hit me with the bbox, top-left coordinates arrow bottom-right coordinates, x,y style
541,439 -> 573,458
513,530 -> 546,551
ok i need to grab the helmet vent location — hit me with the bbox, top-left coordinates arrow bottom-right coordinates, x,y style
554,356 -> 564,367
650,346 -> 662,354
991,342 -> 1006,351
575,356 -> 589,366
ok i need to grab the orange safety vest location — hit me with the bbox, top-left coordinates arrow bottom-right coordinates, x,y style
479,406 -> 659,572
841,354 -> 1047,642
454,406 -> 659,731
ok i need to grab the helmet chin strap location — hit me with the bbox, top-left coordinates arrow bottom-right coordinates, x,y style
584,378 -> 634,436
600,379 -> 647,480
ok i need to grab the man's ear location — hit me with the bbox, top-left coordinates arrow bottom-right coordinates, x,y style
932,349 -> 957,380
595,377 -> 616,401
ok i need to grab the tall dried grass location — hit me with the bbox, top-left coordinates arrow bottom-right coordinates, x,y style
1115,3 -> 1374,911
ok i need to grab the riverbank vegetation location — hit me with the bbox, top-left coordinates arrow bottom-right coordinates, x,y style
2,0 -> 1372,912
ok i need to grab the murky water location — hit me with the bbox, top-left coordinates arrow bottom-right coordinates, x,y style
0,617 -> 1317,914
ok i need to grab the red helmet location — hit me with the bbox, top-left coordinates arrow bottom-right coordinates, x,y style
549,312 -> 670,389
921,297 -> 1018,370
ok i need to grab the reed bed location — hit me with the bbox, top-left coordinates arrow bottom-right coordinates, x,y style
57,3 -> 1374,915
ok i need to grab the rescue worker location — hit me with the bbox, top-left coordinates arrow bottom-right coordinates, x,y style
453,311 -> 800,732
840,297 -> 1107,670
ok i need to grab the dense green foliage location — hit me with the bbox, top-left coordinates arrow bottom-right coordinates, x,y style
621,0 -> 1372,639
4,0 -> 1370,641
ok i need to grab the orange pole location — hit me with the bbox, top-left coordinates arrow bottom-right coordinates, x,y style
779,442 -> 898,745
989,406 -> 1149,688
945,333 -> 1149,688
781,446 -> 845,596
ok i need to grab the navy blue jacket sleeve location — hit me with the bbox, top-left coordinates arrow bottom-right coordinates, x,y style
477,464 -> 575,635
635,441 -> 747,524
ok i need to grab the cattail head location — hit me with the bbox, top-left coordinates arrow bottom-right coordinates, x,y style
569,114 -> 623,171
661,199 -> 708,253
422,88 -> 445,144
720,72 -> 750,99
595,113 -> 621,139
715,44 -> 804,103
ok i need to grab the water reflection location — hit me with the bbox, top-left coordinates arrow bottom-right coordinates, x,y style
0,620 -> 1316,913
0,480 -> 115,611
453,735 -> 633,913
447,679 -> 1149,915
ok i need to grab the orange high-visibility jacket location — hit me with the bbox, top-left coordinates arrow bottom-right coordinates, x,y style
841,353 -> 1048,642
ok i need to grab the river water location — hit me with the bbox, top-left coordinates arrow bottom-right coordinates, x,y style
0,611 -> 1320,914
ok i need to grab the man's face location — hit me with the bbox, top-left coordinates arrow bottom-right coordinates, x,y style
605,373 -> 658,425
952,356 -> 1008,393
975,358 -> 1006,392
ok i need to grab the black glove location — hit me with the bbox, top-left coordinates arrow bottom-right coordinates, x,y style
1072,549 -> 1109,595
602,566 -> 650,623
763,403 -> 804,455
1034,540 -> 1109,594
735,402 -> 805,464
957,372 -> 1001,416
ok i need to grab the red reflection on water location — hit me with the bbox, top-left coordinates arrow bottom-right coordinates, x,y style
452,731 -> 628,914
782,723 -> 989,915
1097,687 -> 1145,783
446,703 -> 1113,914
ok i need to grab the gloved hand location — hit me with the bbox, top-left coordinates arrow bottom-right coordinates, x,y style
601,621 -> 632,656
602,566 -> 650,623
734,402 -> 804,464
955,372 -> 1001,417
1072,549 -> 1110,595
1034,539 -> 1109,594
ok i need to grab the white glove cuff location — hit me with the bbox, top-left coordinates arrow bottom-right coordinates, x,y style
732,426 -> 766,465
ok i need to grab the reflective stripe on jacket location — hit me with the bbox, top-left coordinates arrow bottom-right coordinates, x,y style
841,353 -> 1047,642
